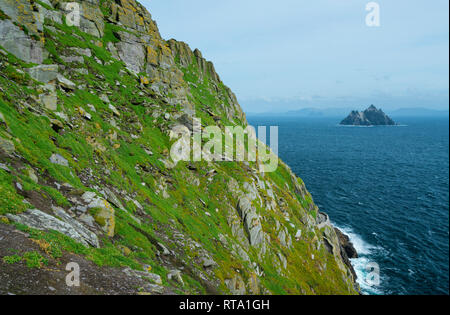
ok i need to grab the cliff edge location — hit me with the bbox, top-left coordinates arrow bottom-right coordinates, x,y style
0,0 -> 358,295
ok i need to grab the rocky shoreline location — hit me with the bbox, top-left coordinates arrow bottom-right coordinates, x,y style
334,228 -> 358,281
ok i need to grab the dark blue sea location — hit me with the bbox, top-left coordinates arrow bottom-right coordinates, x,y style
247,115 -> 449,295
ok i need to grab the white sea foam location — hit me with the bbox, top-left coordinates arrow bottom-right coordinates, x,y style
333,223 -> 385,295
336,225 -> 375,255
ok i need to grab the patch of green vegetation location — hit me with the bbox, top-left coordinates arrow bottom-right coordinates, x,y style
0,8 -> 9,20
2,251 -> 48,269
2,254 -> 22,264
23,251 -> 49,268
0,170 -> 26,215
35,0 -> 54,11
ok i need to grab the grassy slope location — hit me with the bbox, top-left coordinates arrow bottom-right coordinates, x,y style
0,1 -> 356,295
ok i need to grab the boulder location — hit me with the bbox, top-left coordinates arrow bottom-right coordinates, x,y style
109,104 -> 120,117
123,267 -> 162,285
0,137 -> 15,155
25,65 -> 58,83
52,206 -> 99,248
6,209 -> 97,247
81,192 -> 115,237
167,269 -> 184,286
57,74 -> 76,90
28,169 -> 38,184
50,153 -> 69,167
202,257 -> 217,269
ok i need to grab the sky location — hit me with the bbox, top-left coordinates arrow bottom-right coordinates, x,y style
142,0 -> 449,113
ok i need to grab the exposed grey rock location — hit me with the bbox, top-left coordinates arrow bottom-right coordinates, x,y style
278,252 -> 288,270
36,3 -> 62,24
50,153 -> 69,167
278,227 -> 292,249
78,107 -> 92,120
25,65 -> 58,83
100,94 -> 110,103
123,267 -> 162,285
101,187 -> 124,210
227,211 -> 249,247
57,74 -> 76,90
157,242 -> 170,256
79,214 -> 95,227
335,228 -> 358,259
0,163 -> 11,173
52,206 -> 99,248
0,0 -> 42,34
115,31 -> 146,73
39,91 -> 58,111
167,269 -> 184,286
61,55 -> 84,64
106,42 -> 119,60
109,104 -> 120,117
237,197 -> 265,252
225,274 -> 246,295
60,1 -> 104,38
28,169 -> 38,184
0,19 -> 44,64
202,257 -> 217,269
71,47 -> 92,57
6,209 -> 93,247
81,191 -> 115,237
132,200 -> 143,211
317,211 -> 331,229
87,104 -> 96,112
243,181 -> 258,201
0,137 -> 15,155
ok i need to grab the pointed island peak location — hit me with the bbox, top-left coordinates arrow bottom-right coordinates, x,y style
340,105 -> 396,126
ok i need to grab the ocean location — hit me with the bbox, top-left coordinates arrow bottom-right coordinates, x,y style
247,115 -> 449,295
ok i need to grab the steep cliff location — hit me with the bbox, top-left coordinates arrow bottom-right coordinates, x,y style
0,0 -> 358,295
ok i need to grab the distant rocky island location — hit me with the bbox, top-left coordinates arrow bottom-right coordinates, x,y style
340,105 -> 396,126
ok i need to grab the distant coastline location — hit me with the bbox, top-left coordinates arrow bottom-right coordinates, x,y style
246,107 -> 449,118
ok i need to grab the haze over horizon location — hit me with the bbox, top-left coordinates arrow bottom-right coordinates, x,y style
144,0 -> 449,113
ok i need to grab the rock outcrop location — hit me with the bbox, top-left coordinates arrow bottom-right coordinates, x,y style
340,105 -> 396,126
0,0 -> 358,295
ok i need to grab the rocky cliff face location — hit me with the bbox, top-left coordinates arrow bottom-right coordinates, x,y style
341,105 -> 396,126
0,0 -> 358,295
